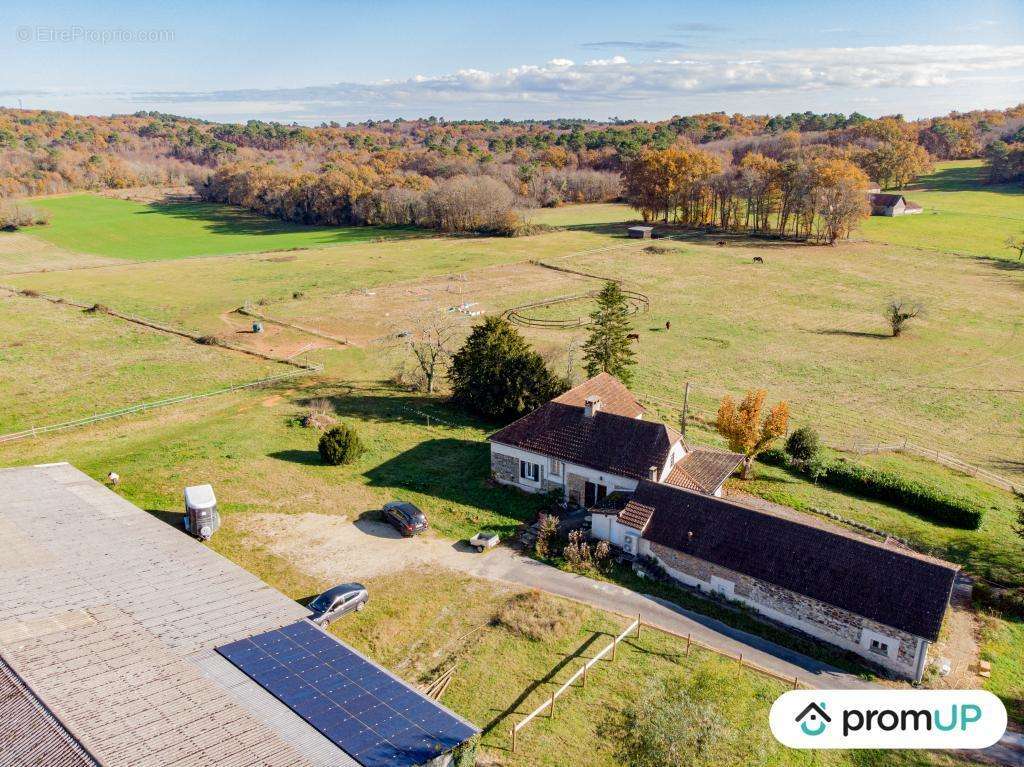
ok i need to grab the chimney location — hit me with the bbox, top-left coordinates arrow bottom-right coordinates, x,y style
648,466 -> 658,481
583,395 -> 602,418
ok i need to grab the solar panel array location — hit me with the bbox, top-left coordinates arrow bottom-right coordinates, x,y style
216,621 -> 477,767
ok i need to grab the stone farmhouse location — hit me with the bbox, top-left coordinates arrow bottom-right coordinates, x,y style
489,375 -> 958,680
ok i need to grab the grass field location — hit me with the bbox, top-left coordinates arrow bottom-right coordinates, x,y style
0,293 -> 283,432
860,161 -> 1024,259
0,162 -> 1022,754
27,194 -> 413,261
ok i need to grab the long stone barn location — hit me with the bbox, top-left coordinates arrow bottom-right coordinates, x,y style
591,480 -> 959,680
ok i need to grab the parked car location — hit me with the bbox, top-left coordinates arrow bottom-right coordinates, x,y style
382,501 -> 428,536
308,583 -> 369,625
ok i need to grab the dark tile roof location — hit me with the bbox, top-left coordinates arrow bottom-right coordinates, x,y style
0,655 -> 98,767
490,402 -> 676,481
624,481 -> 958,640
869,193 -> 905,207
553,373 -> 646,418
666,449 -> 743,493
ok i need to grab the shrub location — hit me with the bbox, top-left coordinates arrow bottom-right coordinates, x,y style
785,426 -> 821,462
195,334 -> 223,346
759,450 -> 983,529
0,202 -> 50,231
318,423 -> 364,465
534,513 -> 560,558
885,298 -> 923,337
492,590 -> 581,641
973,581 -> 1024,619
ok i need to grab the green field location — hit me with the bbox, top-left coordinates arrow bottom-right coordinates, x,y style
28,194 -> 412,261
0,161 -> 1022,752
860,160 -> 1024,258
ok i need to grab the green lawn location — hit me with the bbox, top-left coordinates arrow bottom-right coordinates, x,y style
27,194 -> 413,261
0,294 -> 282,433
979,614 -> 1024,724
860,160 -> 1024,259
737,452 -> 1024,588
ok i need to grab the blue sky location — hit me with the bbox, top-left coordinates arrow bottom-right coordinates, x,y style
1,0 -> 1021,123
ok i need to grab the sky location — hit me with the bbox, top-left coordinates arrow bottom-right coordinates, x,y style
1,0 -> 1022,124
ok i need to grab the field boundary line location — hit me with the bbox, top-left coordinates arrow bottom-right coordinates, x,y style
2,286 -> 319,371
0,366 -> 320,444
237,305 -> 351,346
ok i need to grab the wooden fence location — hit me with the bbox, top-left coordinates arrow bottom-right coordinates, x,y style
510,616 -> 640,753
844,439 -> 1020,493
0,366 -> 320,444
504,289 -> 649,329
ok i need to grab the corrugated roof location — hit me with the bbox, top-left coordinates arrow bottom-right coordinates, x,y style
0,463 -> 373,767
0,654 -> 98,767
624,481 -> 958,641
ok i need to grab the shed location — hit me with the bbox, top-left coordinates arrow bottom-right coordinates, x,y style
627,225 -> 654,239
868,193 -> 923,217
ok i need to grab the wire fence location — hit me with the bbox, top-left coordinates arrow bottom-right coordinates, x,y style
0,366 -> 321,444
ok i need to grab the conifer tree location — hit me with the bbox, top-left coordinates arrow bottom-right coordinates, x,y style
582,281 -> 636,384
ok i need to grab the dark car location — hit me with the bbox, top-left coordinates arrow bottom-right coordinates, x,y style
308,583 -> 369,625
382,501 -> 428,536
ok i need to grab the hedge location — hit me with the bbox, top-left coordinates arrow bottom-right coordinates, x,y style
973,581 -> 1024,619
756,449 -> 984,530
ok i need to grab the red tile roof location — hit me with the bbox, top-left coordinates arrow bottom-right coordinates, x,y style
665,449 -> 743,494
553,373 -> 646,418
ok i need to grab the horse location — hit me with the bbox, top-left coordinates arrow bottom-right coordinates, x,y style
627,333 -> 640,342
753,256 -> 764,264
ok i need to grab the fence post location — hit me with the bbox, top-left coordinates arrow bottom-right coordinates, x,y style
685,633 -> 691,656
793,676 -> 799,689
611,639 -> 617,662
582,663 -> 588,687
511,725 -> 516,753
550,691 -> 556,718
636,614 -> 641,638
738,653 -> 743,667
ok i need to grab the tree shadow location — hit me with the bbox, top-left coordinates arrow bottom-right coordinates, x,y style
814,329 -> 892,340
904,164 -> 1023,194
362,437 -> 538,526
973,255 -> 1024,273
480,631 -> 608,737
268,449 -> 322,465
312,391 -> 497,431
137,201 -> 419,242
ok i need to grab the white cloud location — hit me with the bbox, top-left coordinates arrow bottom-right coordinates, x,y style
12,44 -> 1024,122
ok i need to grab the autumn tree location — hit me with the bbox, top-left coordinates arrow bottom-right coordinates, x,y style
811,158 -> 871,244
582,281 -> 636,385
861,140 -> 933,189
716,390 -> 790,478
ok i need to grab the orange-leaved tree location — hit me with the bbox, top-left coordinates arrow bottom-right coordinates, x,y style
716,390 -> 790,479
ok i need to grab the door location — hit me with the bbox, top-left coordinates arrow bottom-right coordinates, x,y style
584,481 -> 608,507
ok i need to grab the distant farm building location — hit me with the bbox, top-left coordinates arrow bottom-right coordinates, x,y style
628,225 -> 654,239
869,193 -> 923,217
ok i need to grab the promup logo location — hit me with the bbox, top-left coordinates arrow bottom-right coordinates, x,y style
770,690 -> 1006,750
795,702 -> 830,736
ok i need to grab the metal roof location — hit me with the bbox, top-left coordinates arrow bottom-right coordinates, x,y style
0,463 -> 364,767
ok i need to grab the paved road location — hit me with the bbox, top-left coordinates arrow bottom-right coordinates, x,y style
457,548 -> 1023,765
456,546 -> 875,690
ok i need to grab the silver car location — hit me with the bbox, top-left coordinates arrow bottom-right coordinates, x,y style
308,583 -> 369,625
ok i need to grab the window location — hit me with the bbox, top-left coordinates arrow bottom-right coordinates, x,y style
519,460 -> 540,483
549,459 -> 562,477
868,639 -> 890,656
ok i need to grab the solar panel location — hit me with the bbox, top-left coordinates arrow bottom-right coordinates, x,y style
217,620 -> 478,767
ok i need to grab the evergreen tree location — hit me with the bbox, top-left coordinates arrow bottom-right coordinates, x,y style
448,316 -> 566,421
582,281 -> 636,384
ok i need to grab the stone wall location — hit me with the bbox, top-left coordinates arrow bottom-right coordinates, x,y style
566,472 -> 585,505
648,542 -> 922,678
491,450 -> 518,484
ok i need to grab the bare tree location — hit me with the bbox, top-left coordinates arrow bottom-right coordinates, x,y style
1006,235 -> 1024,261
885,299 -> 924,337
407,311 -> 460,394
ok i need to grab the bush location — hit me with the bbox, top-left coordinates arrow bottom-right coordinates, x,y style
318,423 -> 364,465
973,581 -> 1024,619
759,449 -> 983,529
491,589 -> 581,641
0,202 -> 50,231
785,426 -> 821,462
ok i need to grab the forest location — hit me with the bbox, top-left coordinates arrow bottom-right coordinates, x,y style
1,104 -> 1022,238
